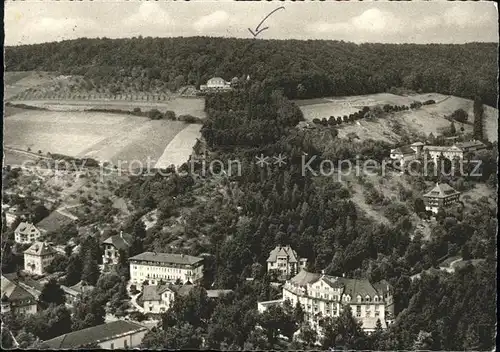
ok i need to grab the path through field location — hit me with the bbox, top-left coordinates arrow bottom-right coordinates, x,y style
154,124 -> 202,169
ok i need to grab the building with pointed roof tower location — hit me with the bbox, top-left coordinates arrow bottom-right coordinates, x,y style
423,182 -> 461,213
23,241 -> 56,276
267,245 -> 308,280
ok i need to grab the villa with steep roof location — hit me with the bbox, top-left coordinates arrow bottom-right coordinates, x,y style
423,183 -> 461,213
23,241 -> 56,276
267,245 -> 308,280
102,231 -> 133,271
14,222 -> 41,244
258,269 -> 394,332
129,252 -> 204,285
1,275 -> 38,315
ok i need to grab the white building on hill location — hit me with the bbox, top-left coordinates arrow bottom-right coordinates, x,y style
129,252 -> 204,285
200,77 -> 232,91
258,270 -> 394,332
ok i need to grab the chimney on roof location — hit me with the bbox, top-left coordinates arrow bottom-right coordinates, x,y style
120,231 -> 123,239
342,273 -> 345,278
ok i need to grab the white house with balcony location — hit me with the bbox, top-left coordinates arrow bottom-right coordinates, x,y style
267,245 -> 307,280
14,222 -> 41,244
23,241 -> 56,276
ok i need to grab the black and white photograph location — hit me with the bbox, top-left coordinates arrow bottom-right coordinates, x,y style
1,0 -> 498,350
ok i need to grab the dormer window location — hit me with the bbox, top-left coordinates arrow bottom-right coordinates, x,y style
374,296 -> 379,302
365,295 -> 371,302
357,295 -> 362,302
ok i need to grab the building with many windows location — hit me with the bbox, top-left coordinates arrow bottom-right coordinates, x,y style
23,242 -> 56,276
390,140 -> 487,169
259,269 -> 394,332
1,274 -> 38,315
267,245 -> 308,280
129,252 -> 204,285
423,182 -> 461,213
14,222 -> 41,244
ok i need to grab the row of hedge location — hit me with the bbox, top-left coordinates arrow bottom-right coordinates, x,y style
311,99 -> 436,126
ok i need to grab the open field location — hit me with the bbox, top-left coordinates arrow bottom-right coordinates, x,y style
298,93 -> 498,142
155,124 -> 202,169
9,97 -> 206,118
3,110 -> 200,166
4,71 -> 60,99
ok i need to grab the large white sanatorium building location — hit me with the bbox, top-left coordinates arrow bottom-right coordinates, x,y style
259,270 -> 395,332
129,252 -> 204,285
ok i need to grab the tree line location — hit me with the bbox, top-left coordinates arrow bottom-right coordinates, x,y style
5,37 -> 497,107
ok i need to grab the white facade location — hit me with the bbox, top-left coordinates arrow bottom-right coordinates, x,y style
260,270 -> 394,332
23,242 -> 56,276
200,77 -> 232,91
142,286 -> 176,314
14,222 -> 41,244
267,246 -> 307,280
129,252 -> 204,285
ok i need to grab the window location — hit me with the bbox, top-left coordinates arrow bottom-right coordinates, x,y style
124,339 -> 128,349
110,343 -> 114,350
374,296 -> 378,302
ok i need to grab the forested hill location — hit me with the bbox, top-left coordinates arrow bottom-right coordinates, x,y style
5,37 -> 497,106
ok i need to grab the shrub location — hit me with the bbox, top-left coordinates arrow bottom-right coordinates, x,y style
178,114 -> 202,124
422,99 -> 436,105
148,109 -> 163,120
165,110 -> 176,120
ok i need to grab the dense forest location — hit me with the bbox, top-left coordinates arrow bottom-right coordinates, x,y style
109,89 -> 496,350
5,37 -> 498,106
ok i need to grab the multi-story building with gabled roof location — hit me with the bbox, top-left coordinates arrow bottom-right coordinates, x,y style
129,252 -> 204,285
102,231 -> 133,271
267,245 -> 308,280
14,222 -> 41,244
23,241 -> 56,276
423,182 -> 461,213
259,269 -> 394,332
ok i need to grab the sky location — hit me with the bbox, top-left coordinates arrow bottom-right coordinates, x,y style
4,0 -> 499,46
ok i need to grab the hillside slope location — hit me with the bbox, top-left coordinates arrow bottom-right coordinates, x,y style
5,38 -> 497,106
300,93 -> 498,142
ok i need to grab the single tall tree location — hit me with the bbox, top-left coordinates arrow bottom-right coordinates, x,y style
39,279 -> 66,307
